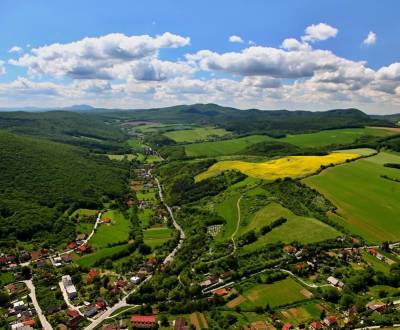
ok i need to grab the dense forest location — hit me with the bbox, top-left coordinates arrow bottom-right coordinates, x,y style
98,103 -> 392,135
0,130 -> 128,244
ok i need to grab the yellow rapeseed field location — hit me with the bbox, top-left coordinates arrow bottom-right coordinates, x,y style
195,152 -> 361,181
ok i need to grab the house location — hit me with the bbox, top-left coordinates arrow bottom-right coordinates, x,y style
87,268 -> 98,283
53,256 -> 62,267
83,305 -> 98,318
5,283 -> 17,295
282,323 -> 293,330
102,324 -> 118,330
62,275 -> 77,300
96,297 -> 107,310
283,245 -> 296,254
213,288 -> 229,296
13,301 -> 26,313
67,242 -> 77,250
174,317 -> 189,330
130,276 -> 141,284
366,303 -> 387,313
67,309 -> 80,318
62,254 -> 73,263
22,320 -> 35,327
250,321 -> 269,330
76,233 -> 87,241
327,276 -> 344,288
323,316 -> 337,327
103,217 -> 112,224
200,276 -> 220,288
131,315 -> 157,328
78,245 -> 88,253
309,321 -> 324,330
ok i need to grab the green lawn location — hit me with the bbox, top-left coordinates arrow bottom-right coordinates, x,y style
76,222 -> 94,235
280,127 -> 393,148
0,272 -> 15,285
127,138 -> 144,150
164,126 -> 231,143
70,208 -> 98,218
237,278 -> 309,309
143,227 -> 174,248
90,210 -> 132,249
138,209 -> 154,228
303,152 -> 400,243
241,202 -> 340,251
137,190 -> 157,201
185,135 -> 274,157
76,244 -> 129,267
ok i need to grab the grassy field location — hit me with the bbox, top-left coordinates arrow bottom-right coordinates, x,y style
196,152 -> 361,181
107,154 -> 137,161
280,302 -> 323,326
138,209 -> 154,228
215,193 -> 241,241
70,208 -> 98,218
241,202 -> 340,251
233,278 -> 309,309
144,227 -> 174,248
76,244 -> 129,267
127,138 -> 144,150
90,210 -> 131,249
185,135 -> 273,157
361,251 -> 391,274
280,127 -> 393,148
304,152 -> 400,243
0,272 -> 15,285
164,126 -> 231,143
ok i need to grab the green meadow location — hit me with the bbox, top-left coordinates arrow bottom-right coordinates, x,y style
164,126 -> 231,143
304,152 -> 400,243
237,278 -> 309,309
90,210 -> 131,249
241,202 -> 340,251
144,227 -> 174,248
280,127 -> 393,148
76,244 -> 129,268
185,135 -> 273,157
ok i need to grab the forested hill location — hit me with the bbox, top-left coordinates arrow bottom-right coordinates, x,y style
98,103 -> 391,135
0,130 -> 128,244
0,111 -> 128,153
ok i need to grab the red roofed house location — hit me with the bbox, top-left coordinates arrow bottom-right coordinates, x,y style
79,245 -> 88,253
282,323 -> 293,330
369,248 -> 378,256
87,268 -> 98,284
96,297 -> 106,310
324,315 -> 337,327
68,242 -> 77,249
103,217 -> 112,224
310,321 -> 324,330
67,309 -> 80,318
23,319 -> 35,327
131,315 -> 157,328
213,288 -> 229,296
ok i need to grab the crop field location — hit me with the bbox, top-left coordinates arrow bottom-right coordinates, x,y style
280,303 -> 323,326
235,278 -> 309,309
144,227 -> 174,248
241,203 -> 340,251
185,135 -> 274,157
280,127 -> 394,148
90,210 -> 131,249
196,152 -> 361,181
304,152 -> 400,243
76,244 -> 129,267
164,126 -> 231,143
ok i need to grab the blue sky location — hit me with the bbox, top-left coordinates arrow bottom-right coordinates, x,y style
0,0 -> 399,113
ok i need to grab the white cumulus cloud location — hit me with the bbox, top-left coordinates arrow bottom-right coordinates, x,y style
229,35 -> 244,43
302,23 -> 338,42
363,31 -> 377,45
8,46 -> 23,53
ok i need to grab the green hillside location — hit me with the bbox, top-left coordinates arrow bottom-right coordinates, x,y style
0,130 -> 128,243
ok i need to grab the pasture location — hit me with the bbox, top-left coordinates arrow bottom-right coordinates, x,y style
280,127 -> 393,148
90,210 -> 131,249
164,126 -> 231,142
241,202 -> 340,251
76,244 -> 129,268
214,193 -> 241,242
144,226 -> 174,248
185,135 -> 274,157
196,152 -> 361,181
303,152 -> 400,243
233,278 -> 309,309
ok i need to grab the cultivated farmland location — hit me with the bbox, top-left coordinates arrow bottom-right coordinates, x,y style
280,127 -> 394,148
196,152 -> 361,181
164,126 -> 231,142
303,152 -> 400,243
185,135 -> 274,157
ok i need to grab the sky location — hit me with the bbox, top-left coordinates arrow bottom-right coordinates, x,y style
0,0 -> 399,113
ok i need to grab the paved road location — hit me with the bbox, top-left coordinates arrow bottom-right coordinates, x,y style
154,176 -> 186,265
58,281 -> 86,318
23,280 -> 53,330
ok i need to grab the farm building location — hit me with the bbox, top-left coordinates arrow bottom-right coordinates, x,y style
131,315 -> 157,328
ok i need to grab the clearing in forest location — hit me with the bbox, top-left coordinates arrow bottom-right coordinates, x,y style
164,126 -> 231,142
